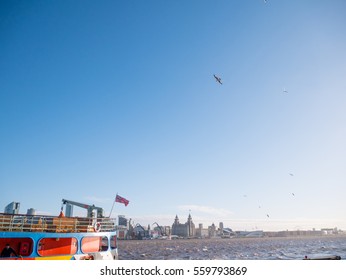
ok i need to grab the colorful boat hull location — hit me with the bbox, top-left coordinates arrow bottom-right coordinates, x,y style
0,213 -> 118,260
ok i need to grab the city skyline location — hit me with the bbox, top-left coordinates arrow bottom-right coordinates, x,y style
1,1 -> 346,232
2,200 -> 344,232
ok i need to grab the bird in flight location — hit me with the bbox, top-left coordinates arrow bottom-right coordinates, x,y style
283,88 -> 288,94
289,173 -> 294,176
213,74 -> 222,85
292,193 -> 295,196
266,214 -> 270,218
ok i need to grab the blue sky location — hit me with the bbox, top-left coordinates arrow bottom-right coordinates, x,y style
1,0 -> 345,231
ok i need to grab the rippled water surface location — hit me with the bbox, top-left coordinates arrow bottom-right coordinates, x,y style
118,236 -> 346,260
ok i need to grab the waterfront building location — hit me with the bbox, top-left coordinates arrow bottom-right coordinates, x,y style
208,223 -> 217,238
26,208 -> 36,215
172,214 -> 195,237
118,215 -> 128,227
4,202 -> 20,214
116,215 -> 129,239
162,226 -> 171,236
195,223 -> 209,238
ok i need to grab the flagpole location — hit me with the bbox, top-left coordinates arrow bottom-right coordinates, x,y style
109,193 -> 117,218
108,200 -> 115,218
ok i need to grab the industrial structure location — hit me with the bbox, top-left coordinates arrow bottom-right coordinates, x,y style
61,198 -> 105,218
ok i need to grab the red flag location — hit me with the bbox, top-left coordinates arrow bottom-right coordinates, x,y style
115,194 -> 129,206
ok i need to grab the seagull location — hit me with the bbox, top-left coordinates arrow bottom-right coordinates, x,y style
213,74 -> 222,85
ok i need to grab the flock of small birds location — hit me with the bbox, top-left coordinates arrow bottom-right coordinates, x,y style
241,173 -> 296,219
213,72 -> 293,220
208,0 -> 298,223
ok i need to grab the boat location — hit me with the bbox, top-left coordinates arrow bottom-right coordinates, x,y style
235,230 -> 264,238
221,228 -> 235,238
303,255 -> 341,260
0,207 -> 118,260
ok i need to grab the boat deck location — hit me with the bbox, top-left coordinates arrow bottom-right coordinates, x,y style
0,213 -> 116,233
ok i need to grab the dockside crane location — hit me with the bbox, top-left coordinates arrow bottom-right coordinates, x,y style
61,198 -> 105,218
153,222 -> 165,236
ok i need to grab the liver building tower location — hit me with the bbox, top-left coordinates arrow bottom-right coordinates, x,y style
172,214 -> 195,237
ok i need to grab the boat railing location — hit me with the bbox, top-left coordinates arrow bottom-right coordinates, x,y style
0,213 -> 116,233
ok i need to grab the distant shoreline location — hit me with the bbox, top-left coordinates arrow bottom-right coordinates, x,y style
118,233 -> 346,242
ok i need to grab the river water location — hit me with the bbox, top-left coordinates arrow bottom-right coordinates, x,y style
117,235 -> 346,260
